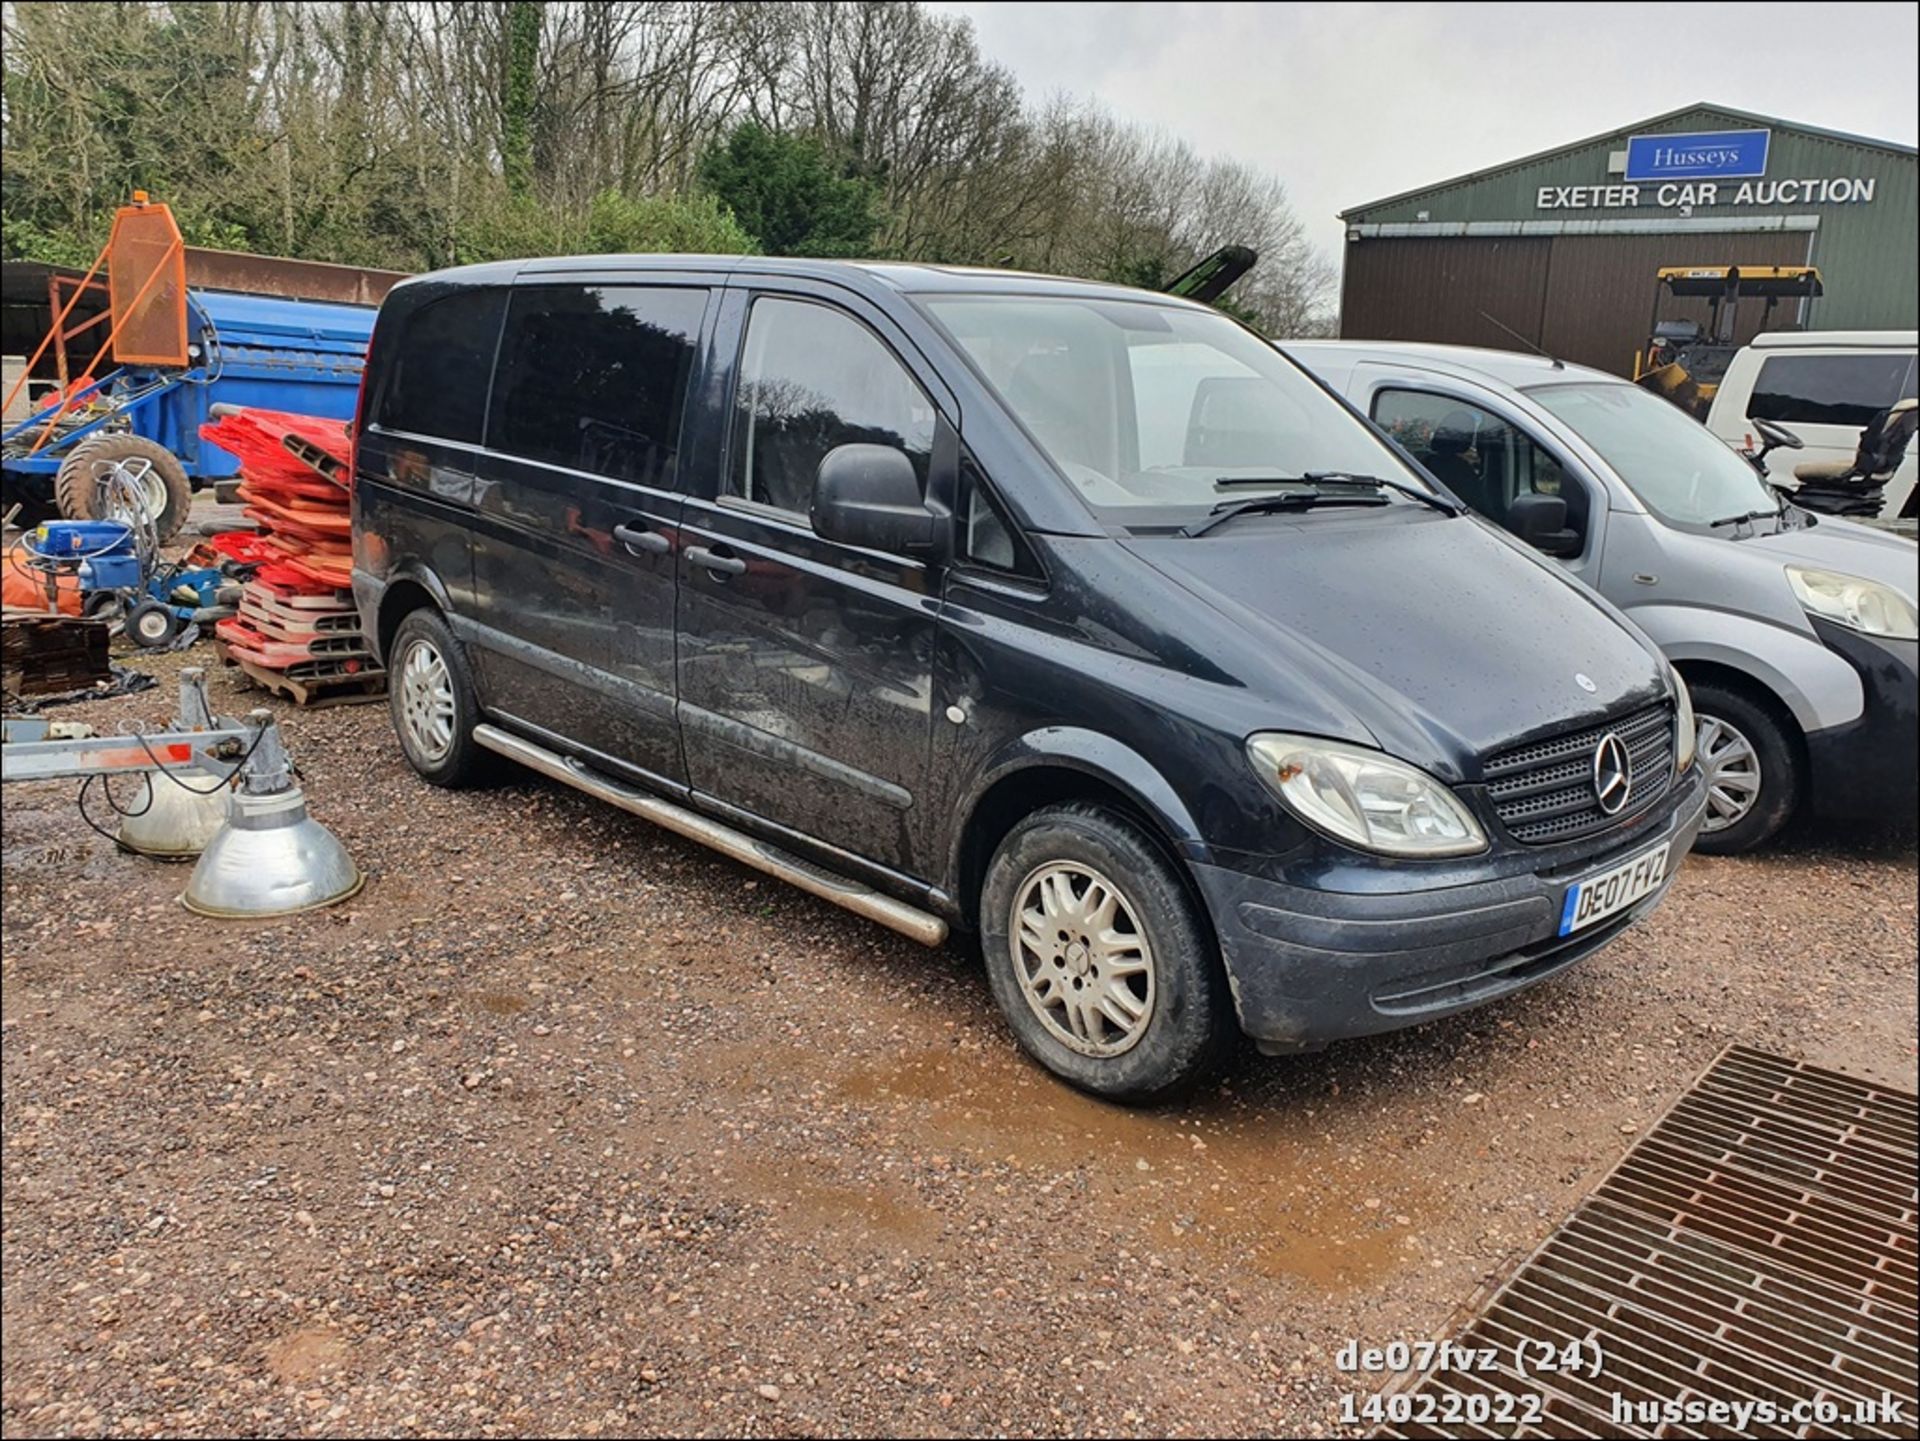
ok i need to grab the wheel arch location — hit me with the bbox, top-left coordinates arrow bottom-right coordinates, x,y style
950,730 -> 1211,935
1673,657 -> 1809,740
1632,604 -> 1862,735
1673,657 -> 1811,807
374,566 -> 454,664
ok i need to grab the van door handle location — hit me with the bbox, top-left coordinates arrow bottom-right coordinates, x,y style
685,544 -> 747,579
612,522 -> 671,557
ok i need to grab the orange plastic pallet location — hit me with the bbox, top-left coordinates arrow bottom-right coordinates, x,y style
216,617 -> 371,669
242,578 -> 356,614
236,487 -> 351,534
232,606 -> 360,646
252,561 -> 350,599
262,533 -> 350,560
275,552 -> 354,589
233,471 -> 344,504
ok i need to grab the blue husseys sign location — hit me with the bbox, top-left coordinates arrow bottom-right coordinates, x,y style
1625,129 -> 1770,181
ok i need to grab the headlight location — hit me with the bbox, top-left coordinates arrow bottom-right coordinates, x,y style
1786,566 -> 1918,640
1246,733 -> 1486,857
1671,667 -> 1696,772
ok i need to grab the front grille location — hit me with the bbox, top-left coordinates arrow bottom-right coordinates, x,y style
1484,700 -> 1675,844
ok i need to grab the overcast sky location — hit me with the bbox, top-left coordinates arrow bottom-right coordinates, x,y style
929,1 -> 1920,261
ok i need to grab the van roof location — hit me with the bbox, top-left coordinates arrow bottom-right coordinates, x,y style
391,254 -> 1209,309
1281,339 -> 1625,390
1745,329 -> 1918,350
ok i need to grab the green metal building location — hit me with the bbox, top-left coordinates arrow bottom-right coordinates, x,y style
1338,103 -> 1918,375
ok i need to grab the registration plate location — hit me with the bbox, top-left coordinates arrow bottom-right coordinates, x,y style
1558,842 -> 1671,936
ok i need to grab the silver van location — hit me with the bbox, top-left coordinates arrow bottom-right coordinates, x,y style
1287,342 -> 1917,853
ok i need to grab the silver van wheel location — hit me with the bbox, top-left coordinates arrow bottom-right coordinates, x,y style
398,636 -> 456,763
1010,861 -> 1156,1057
1697,713 -> 1762,832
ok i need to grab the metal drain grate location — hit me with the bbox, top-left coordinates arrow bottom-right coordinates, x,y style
1376,1045 -> 1918,1438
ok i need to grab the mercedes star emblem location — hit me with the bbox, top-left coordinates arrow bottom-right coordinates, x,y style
1592,732 -> 1632,815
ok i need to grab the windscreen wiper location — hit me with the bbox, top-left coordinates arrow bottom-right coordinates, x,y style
1709,505 -> 1783,532
1216,471 -> 1463,516
1182,488 -> 1387,538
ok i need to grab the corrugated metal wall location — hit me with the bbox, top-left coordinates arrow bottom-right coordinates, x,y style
1341,238 -> 1550,350
1339,107 -> 1917,348
1540,231 -> 1813,373
1342,229 -> 1817,374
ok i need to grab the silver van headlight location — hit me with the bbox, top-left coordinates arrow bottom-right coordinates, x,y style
1786,566 -> 1918,640
1671,667 -> 1696,772
1247,733 -> 1486,857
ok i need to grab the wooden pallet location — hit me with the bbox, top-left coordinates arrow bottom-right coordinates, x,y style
3,610 -> 112,697
214,640 -> 386,708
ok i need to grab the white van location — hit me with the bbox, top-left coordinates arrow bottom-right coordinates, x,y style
1704,331 -> 1918,521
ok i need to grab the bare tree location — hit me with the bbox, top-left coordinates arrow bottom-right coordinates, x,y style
1,0 -> 1337,325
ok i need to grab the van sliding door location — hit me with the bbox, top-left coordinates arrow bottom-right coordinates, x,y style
466,281 -> 709,788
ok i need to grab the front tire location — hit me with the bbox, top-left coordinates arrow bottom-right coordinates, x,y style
388,608 -> 489,787
979,803 -> 1233,1102
1690,680 -> 1801,855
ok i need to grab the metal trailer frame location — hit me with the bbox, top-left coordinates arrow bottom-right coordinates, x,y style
2,667 -> 362,917
2,668 -> 280,787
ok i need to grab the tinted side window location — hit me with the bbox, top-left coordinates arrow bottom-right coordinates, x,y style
1372,389 -> 1565,523
1749,353 -> 1915,428
371,288 -> 505,445
489,285 -> 705,486
728,297 -> 935,516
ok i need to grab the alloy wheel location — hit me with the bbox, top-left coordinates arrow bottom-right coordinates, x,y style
399,637 -> 457,763
1009,861 -> 1156,1057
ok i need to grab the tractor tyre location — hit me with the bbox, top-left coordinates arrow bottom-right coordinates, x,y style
55,433 -> 192,544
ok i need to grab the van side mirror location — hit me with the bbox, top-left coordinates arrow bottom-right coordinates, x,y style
1508,492 -> 1581,557
812,444 -> 938,556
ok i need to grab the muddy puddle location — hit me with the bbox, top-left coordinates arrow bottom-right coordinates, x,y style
685,1041 -> 1426,1290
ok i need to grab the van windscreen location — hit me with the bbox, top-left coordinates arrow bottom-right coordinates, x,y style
1527,380 -> 1778,528
922,296 -> 1431,525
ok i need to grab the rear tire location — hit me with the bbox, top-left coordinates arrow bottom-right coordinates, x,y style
55,433 -> 192,544
82,589 -> 124,622
979,803 -> 1233,1102
1689,680 -> 1800,855
388,607 -> 489,787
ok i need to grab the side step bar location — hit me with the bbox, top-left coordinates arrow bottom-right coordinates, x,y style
472,724 -> 949,947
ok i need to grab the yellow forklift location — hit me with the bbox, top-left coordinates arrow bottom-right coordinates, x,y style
1632,265 -> 1823,418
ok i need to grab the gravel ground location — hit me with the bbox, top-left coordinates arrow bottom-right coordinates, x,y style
3,644 -> 1914,1439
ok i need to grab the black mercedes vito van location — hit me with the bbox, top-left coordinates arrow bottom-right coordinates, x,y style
351,256 -> 1708,1099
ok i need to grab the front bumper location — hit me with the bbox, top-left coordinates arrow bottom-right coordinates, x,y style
1803,618 -> 1918,825
1194,763 -> 1708,1051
